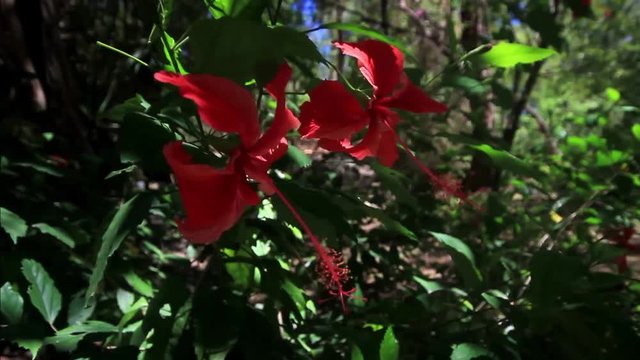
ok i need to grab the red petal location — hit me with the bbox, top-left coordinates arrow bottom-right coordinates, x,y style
163,142 -> 259,244
334,40 -> 404,98
299,80 -> 367,140
318,117 -> 399,166
154,71 -> 261,147
249,63 -> 300,157
380,73 -> 448,113
244,138 -> 290,195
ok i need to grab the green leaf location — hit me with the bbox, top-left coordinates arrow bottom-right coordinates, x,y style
103,94 -> 150,121
595,150 -> 627,167
632,124 -> 640,141
379,327 -> 399,360
105,164 -> 137,180
413,276 -> 446,294
21,259 -> 62,325
224,248 -> 254,290
67,291 -> 95,325
480,42 -> 556,68
116,289 -> 135,313
287,145 -> 312,168
123,270 -> 155,298
1,207 -> 28,244
1,282 -> 24,324
372,162 -> 418,208
470,144 -> 543,179
431,232 -> 482,288
450,343 -> 495,360
86,193 -> 153,303
45,321 -> 118,352
189,18 -> 321,84
32,223 -> 75,248
442,74 -> 487,96
119,113 -> 174,172
319,22 -> 418,63
527,251 -> 583,308
605,87 -> 621,102
351,345 -> 364,360
205,0 -> 268,20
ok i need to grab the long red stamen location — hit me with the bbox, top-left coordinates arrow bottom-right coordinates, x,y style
272,186 -> 355,312
395,134 -> 483,212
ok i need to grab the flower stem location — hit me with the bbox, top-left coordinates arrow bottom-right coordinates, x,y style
395,133 -> 483,211
272,186 -> 353,312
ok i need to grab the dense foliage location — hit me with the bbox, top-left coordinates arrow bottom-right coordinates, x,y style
1,0 -> 639,359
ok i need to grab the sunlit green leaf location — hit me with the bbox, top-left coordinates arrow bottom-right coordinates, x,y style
480,42 -> 556,67
379,327 -> 399,360
605,87 -> 621,102
450,343 -> 495,360
1,207 -> 28,244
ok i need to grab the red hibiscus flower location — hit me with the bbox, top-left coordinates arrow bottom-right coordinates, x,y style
156,64 -> 354,310
607,227 -> 637,274
299,40 -> 478,208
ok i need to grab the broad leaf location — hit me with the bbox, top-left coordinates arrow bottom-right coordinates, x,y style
45,321 -> 118,352
379,327 -> 399,360
480,42 -> 556,68
471,144 -> 543,179
450,343 -> 495,360
21,259 -> 62,325
86,193 -> 153,302
431,232 -> 482,288
119,113 -> 174,173
1,207 -> 28,244
632,124 -> 640,141
1,282 -> 24,324
351,345 -> 364,360
189,18 -> 322,84
67,291 -> 96,325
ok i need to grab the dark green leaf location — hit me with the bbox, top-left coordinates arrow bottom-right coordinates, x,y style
189,18 -> 321,84
1,207 -> 28,244
442,74 -> 487,96
103,94 -> 150,121
86,193 -> 153,303
1,282 -> 24,324
67,291 -> 95,325
379,327 -> 399,360
32,223 -> 75,248
470,144 -> 543,179
431,232 -> 482,288
21,259 -> 62,325
527,251 -> 584,308
119,113 -> 174,173
372,162 -> 418,208
45,321 -> 118,352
